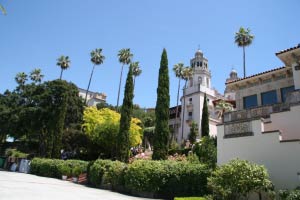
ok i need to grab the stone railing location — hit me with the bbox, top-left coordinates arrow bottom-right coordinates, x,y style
224,121 -> 253,138
286,90 -> 300,103
224,103 -> 290,123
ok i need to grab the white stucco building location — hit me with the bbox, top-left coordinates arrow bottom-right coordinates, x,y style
78,88 -> 106,107
218,44 -> 300,190
175,49 -> 224,144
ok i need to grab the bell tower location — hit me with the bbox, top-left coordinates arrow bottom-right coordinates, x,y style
189,49 -> 211,89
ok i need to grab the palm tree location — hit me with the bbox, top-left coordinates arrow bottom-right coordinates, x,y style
131,61 -> 142,88
235,27 -> 254,78
117,48 -> 133,107
180,67 -> 193,140
173,62 -> 184,137
56,55 -> 71,80
15,72 -> 28,86
215,100 -> 233,122
0,4 -> 6,15
30,68 -> 44,83
84,48 -> 105,104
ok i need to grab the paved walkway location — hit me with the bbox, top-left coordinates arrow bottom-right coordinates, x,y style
0,171 -> 153,200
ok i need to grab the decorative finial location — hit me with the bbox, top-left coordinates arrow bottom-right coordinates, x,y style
197,44 -> 201,50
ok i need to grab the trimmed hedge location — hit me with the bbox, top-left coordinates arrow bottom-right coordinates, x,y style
124,160 -> 210,198
30,158 -> 88,179
31,158 -> 211,199
88,159 -> 126,188
87,159 -> 210,198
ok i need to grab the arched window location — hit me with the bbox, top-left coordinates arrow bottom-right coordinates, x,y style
198,76 -> 202,84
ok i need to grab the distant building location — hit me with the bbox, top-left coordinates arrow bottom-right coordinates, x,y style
78,88 -> 106,106
218,44 -> 300,190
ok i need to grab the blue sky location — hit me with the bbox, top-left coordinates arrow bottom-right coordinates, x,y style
1,0 -> 299,108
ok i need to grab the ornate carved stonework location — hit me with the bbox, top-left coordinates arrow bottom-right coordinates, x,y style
224,121 -> 253,138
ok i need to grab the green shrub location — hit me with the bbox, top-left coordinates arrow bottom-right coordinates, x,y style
58,164 -> 71,176
279,189 -> 300,200
124,160 -> 210,198
72,166 -> 82,177
30,158 -> 88,179
30,158 -> 62,178
5,148 -> 29,158
193,137 -> 216,168
208,159 -> 274,200
88,159 -> 126,188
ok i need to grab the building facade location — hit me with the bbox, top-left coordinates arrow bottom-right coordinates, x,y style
78,88 -> 106,107
218,44 -> 300,190
175,49 -> 224,144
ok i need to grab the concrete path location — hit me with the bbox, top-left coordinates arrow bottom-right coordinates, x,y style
0,171 -> 153,200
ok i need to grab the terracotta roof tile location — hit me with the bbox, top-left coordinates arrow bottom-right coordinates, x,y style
275,44 -> 300,55
225,66 -> 286,84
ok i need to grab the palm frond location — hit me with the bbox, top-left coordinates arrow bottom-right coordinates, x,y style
0,4 -> 6,15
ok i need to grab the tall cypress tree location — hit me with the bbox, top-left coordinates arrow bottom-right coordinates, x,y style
152,49 -> 170,160
201,93 -> 210,137
116,64 -> 134,162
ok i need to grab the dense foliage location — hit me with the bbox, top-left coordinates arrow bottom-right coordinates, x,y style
30,158 -> 88,179
201,93 -> 209,137
82,107 -> 142,158
193,136 -> 216,168
116,64 -> 134,162
208,159 -> 274,200
189,121 -> 199,144
153,49 -> 170,160
279,189 -> 300,200
88,159 -> 126,188
88,159 -> 210,199
124,160 -> 210,198
0,76 -> 84,158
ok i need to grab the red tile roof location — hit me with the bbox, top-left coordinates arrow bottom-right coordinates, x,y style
275,44 -> 300,55
226,66 -> 286,84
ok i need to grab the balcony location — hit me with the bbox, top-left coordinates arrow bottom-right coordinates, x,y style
186,102 -> 193,111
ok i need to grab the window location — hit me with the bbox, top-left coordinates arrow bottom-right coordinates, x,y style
189,98 -> 192,103
261,90 -> 277,105
198,76 -> 202,84
200,61 -> 202,67
243,94 -> 258,109
188,112 -> 193,119
281,86 -> 294,102
189,78 -> 193,87
197,62 -> 200,67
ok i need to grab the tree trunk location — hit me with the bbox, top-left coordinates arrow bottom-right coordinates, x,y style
181,81 -> 187,140
85,64 -> 96,104
174,78 -> 181,140
243,46 -> 246,78
60,69 -> 63,80
116,64 -> 124,108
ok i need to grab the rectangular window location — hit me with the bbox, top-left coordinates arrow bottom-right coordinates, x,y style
188,112 -> 193,117
261,90 -> 277,105
243,94 -> 258,109
281,86 -> 294,102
